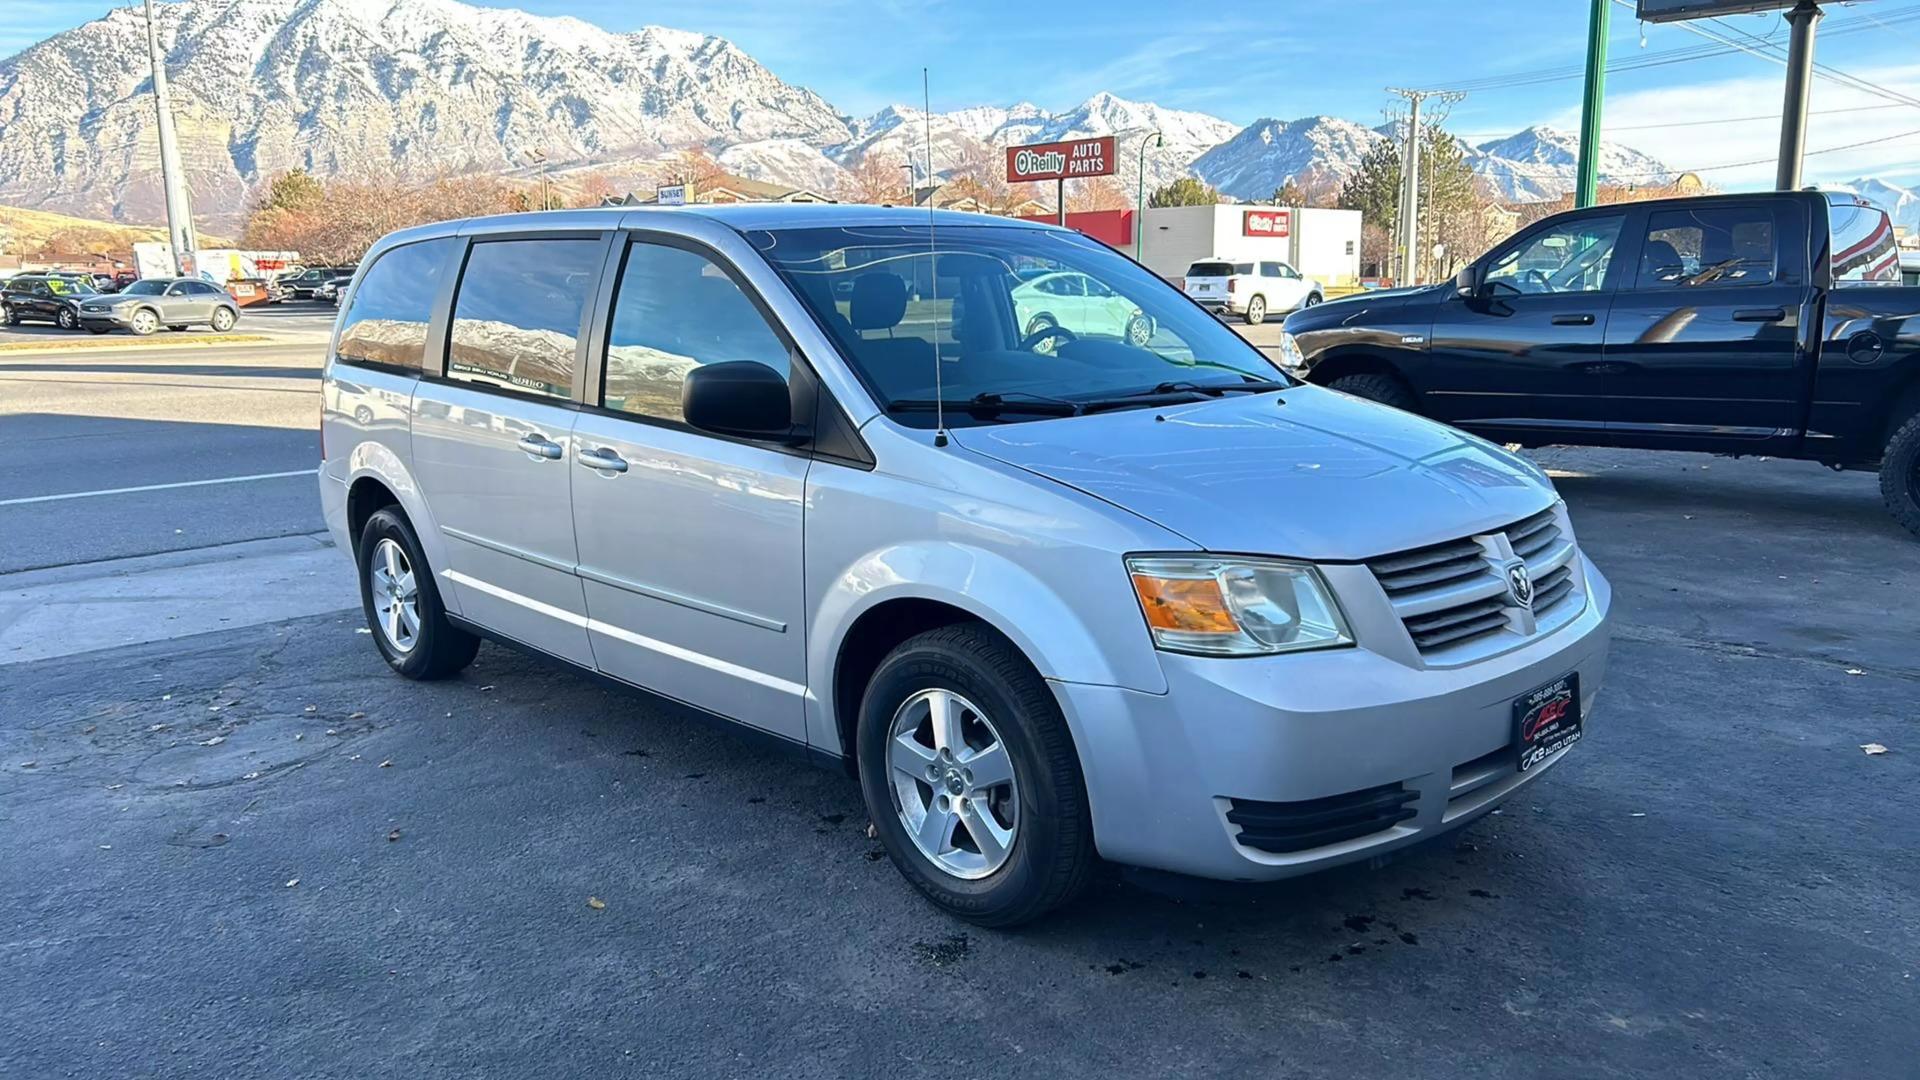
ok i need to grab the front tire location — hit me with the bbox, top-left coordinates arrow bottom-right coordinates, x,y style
2,305 -> 19,326
1245,295 -> 1267,325
128,308 -> 159,336
1124,312 -> 1154,347
210,306 -> 236,332
857,624 -> 1096,927
357,508 -> 480,679
1329,371 -> 1418,412
1881,411 -> 1920,539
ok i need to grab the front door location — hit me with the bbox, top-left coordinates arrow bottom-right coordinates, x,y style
1602,200 -> 1807,447
1422,212 -> 1627,441
409,233 -> 609,666
161,281 -> 210,324
570,235 -> 809,741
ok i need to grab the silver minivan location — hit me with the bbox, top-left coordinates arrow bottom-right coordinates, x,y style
319,205 -> 1610,926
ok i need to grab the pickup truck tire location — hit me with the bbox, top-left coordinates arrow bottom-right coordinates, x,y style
1881,411 -> 1920,539
1329,372 -> 1418,412
857,623 -> 1097,928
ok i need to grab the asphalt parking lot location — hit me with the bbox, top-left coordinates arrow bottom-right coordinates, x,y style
1,329 -> 1916,1078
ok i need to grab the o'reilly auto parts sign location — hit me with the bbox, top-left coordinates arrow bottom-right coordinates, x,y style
1004,137 -> 1116,183
1243,209 -> 1291,238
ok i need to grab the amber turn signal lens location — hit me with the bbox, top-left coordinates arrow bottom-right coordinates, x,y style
1130,573 -> 1240,635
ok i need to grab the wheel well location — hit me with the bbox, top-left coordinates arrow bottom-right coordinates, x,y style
1882,375 -> 1920,446
346,477 -> 402,555
1304,350 -> 1411,390
831,598 -> 986,774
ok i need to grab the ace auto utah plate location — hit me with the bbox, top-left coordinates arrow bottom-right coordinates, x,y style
1514,673 -> 1581,772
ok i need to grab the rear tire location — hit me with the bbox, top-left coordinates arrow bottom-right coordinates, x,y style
1245,295 -> 1267,325
1302,292 -> 1323,308
857,623 -> 1097,928
357,508 -> 480,679
1880,411 -> 1920,540
56,308 -> 77,330
1329,372 -> 1418,412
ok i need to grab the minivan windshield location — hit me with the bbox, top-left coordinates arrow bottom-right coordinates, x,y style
752,225 -> 1289,427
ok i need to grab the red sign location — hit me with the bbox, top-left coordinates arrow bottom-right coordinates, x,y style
1243,209 -> 1291,238
1005,136 -> 1116,183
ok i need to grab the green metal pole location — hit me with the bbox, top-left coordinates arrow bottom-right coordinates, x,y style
1135,131 -> 1161,260
1575,0 -> 1609,209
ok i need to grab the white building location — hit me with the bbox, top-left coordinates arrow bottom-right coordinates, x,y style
1138,205 -> 1363,286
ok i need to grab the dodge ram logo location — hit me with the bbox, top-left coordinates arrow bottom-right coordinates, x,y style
1505,562 -> 1534,610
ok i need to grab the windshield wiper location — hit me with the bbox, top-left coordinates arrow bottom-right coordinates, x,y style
888,391 -> 1083,417
1145,379 -> 1290,397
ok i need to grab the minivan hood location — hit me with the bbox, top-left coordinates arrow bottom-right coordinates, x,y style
953,387 -> 1554,560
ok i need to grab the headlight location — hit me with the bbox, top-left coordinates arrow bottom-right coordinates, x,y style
1126,555 -> 1352,656
1276,331 -> 1306,371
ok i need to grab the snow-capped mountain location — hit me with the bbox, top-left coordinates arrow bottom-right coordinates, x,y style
1469,126 -> 1671,201
1191,116 -> 1385,201
1,0 -> 1706,228
0,0 -> 847,224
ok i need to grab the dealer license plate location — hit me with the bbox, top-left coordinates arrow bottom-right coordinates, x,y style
1514,673 -> 1581,773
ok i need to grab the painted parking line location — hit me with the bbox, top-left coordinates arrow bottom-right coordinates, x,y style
0,468 -> 318,507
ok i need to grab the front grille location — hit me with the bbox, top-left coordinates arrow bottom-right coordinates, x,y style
1224,783 -> 1418,854
1366,505 -> 1582,660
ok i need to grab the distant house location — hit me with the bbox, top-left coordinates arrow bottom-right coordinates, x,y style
604,173 -> 836,206
909,185 -> 1052,217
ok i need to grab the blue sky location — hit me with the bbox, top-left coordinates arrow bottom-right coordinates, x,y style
10,0 -> 1920,186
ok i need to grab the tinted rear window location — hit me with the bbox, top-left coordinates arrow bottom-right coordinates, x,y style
447,238 -> 603,400
337,237 -> 457,372
1186,262 -> 1233,277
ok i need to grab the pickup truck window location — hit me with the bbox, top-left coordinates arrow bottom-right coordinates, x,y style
1638,207 -> 1775,289
1485,216 -> 1623,295
1830,200 -> 1899,283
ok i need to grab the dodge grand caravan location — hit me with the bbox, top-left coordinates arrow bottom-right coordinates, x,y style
320,205 -> 1611,926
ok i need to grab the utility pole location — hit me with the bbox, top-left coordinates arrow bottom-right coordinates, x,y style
1135,130 -> 1162,260
1776,0 -> 1823,190
1385,88 -> 1462,286
1575,0 -> 1609,208
142,0 -> 197,276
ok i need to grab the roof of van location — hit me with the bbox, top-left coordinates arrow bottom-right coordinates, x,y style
388,202 -> 1060,242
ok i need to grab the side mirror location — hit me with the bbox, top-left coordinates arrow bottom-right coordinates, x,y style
1454,264 -> 1482,299
682,361 -> 797,442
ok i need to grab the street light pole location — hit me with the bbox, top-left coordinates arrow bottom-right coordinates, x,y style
142,0 -> 197,276
1574,0 -> 1609,209
1135,130 -> 1162,261
1776,0 -> 1824,190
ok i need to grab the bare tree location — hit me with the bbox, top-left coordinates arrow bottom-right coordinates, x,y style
837,152 -> 910,205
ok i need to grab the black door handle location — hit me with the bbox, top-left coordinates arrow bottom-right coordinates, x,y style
1551,313 -> 1595,326
1733,307 -> 1787,323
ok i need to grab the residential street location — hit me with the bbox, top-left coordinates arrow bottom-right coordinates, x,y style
1,323 -> 1915,1078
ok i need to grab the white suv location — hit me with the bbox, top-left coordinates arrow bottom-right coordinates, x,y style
1183,259 -> 1323,324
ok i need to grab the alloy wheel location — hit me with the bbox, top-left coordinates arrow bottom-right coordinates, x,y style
57,308 -> 76,329
887,688 -> 1020,880
212,308 -> 235,332
1126,314 -> 1153,347
368,538 -> 421,653
130,309 -> 157,335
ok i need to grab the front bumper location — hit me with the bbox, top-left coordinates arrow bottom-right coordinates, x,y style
77,309 -> 137,329
1053,555 -> 1612,881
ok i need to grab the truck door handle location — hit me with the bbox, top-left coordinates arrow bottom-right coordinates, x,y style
577,447 -> 629,474
1733,307 -> 1787,323
516,433 -> 564,460
1551,313 -> 1595,326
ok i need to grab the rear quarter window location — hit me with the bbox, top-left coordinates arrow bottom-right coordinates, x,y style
1830,201 -> 1899,284
336,237 -> 459,372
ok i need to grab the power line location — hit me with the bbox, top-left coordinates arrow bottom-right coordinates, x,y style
1607,124 -> 1920,179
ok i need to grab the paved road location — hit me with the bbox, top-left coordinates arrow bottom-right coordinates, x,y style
1,444 -> 1916,1078
0,338 -> 325,573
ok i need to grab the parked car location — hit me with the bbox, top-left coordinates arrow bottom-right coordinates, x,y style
1282,191 -> 1920,538
281,265 -> 352,300
1183,258 -> 1324,324
316,271 -> 356,306
1,273 -> 96,329
76,277 -> 240,336
1010,269 -> 1156,347
320,206 -> 1610,927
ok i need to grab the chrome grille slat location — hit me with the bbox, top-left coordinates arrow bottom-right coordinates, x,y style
1366,506 -> 1584,661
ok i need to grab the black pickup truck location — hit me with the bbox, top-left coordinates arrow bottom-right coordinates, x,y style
1282,191 -> 1920,537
